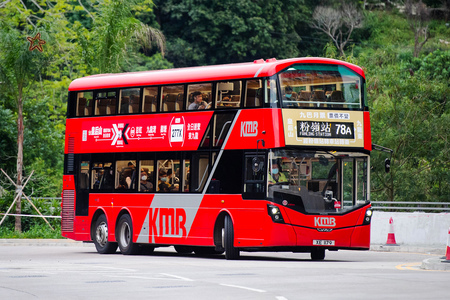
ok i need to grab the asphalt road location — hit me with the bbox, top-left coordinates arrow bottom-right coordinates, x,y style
0,244 -> 448,300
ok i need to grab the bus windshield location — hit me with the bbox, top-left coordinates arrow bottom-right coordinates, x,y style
279,64 -> 364,110
268,150 -> 369,214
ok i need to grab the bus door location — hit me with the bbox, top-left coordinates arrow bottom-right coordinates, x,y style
76,155 -> 90,216
341,157 -> 369,208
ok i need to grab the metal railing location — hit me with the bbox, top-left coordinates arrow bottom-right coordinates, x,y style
0,197 -> 62,220
371,201 -> 450,212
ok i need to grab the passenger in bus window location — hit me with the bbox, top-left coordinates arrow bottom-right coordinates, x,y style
140,170 -> 153,192
167,169 -> 180,185
283,86 -> 294,100
126,162 -> 136,189
188,91 -> 207,110
268,162 -> 287,185
158,170 -> 171,192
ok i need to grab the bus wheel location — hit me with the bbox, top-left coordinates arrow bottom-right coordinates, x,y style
92,214 -> 118,254
311,248 -> 325,260
117,214 -> 139,255
224,215 -> 240,260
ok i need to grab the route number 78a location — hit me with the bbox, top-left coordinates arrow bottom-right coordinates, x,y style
336,124 -> 352,136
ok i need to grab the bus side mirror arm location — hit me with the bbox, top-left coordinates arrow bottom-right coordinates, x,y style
372,144 -> 393,173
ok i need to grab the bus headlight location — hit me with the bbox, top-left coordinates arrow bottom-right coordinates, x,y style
267,204 -> 285,223
363,208 -> 373,225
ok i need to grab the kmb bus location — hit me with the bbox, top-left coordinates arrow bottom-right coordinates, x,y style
62,57 -> 373,260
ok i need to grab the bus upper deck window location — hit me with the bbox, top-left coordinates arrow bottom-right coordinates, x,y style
119,88 -> 140,114
216,81 -> 242,109
143,87 -> 158,113
161,85 -> 184,112
94,91 -> 117,116
76,92 -> 93,116
187,83 -> 212,110
245,79 -> 263,108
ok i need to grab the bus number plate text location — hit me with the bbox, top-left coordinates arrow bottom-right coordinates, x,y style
313,240 -> 335,246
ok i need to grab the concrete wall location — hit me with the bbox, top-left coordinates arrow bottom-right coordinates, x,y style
371,211 -> 450,247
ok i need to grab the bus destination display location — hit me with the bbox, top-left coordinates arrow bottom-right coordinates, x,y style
297,121 -> 355,139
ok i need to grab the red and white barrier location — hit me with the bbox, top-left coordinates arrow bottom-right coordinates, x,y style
446,227 -> 450,261
386,217 -> 398,245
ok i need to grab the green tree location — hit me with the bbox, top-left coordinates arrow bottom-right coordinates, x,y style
0,0 -> 72,231
364,46 -> 450,203
0,108 -> 16,173
0,26 -> 52,232
155,0 -> 308,67
77,0 -> 166,74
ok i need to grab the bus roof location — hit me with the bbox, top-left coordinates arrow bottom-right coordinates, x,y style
68,57 -> 365,91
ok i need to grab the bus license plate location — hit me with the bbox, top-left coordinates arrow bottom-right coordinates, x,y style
313,240 -> 335,246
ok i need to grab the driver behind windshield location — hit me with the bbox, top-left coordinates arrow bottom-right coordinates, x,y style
268,160 -> 288,185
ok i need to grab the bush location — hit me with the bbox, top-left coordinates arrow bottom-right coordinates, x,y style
0,194 -> 62,238
0,223 -> 61,239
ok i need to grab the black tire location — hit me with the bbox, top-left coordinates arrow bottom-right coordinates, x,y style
174,246 -> 194,254
116,214 -> 139,255
224,215 -> 240,260
311,248 -> 325,261
92,214 -> 118,254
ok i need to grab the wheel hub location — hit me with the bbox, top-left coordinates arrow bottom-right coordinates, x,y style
96,222 -> 108,247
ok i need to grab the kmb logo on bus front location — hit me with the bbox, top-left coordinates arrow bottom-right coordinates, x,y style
314,217 -> 336,227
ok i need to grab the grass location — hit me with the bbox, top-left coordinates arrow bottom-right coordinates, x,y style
0,223 -> 62,239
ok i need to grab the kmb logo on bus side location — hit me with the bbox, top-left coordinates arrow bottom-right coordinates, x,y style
149,207 -> 187,238
240,121 -> 258,137
314,217 -> 336,227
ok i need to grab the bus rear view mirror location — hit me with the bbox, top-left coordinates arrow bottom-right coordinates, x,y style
385,158 -> 391,173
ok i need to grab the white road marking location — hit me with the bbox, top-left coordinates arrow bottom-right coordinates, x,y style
160,273 -> 195,281
220,283 -> 266,293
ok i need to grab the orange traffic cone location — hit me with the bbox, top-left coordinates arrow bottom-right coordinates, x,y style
446,227 -> 450,261
385,217 -> 398,245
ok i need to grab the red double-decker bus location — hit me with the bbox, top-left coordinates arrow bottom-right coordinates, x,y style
62,57 -> 373,260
